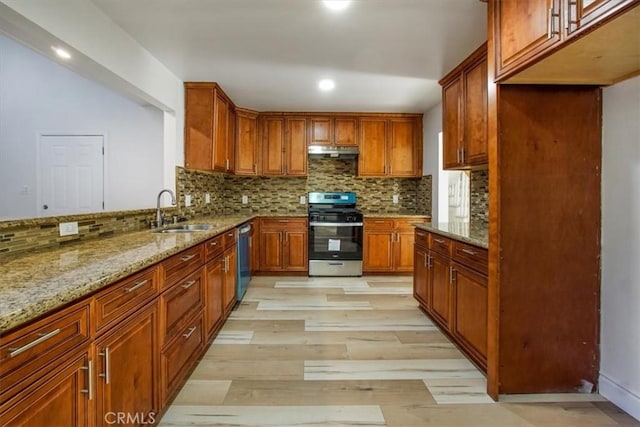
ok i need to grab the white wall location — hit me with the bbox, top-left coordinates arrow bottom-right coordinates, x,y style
0,34 -> 164,219
422,103 -> 442,222
0,0 -> 184,187
600,75 -> 640,421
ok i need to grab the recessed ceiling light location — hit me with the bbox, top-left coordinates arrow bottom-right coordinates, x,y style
318,79 -> 335,91
323,0 -> 351,12
52,46 -> 71,60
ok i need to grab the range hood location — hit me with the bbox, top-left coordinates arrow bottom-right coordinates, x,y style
308,145 -> 359,158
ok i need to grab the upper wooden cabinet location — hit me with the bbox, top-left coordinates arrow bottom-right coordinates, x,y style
309,116 -> 358,146
492,0 -> 640,84
184,82 -> 235,173
262,115 -> 307,176
358,116 -> 423,177
440,43 -> 488,170
235,109 -> 260,175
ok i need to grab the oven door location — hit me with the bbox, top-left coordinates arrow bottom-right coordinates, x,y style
308,222 -> 363,261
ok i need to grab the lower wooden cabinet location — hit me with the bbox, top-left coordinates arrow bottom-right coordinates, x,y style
0,351 -> 92,427
363,218 -> 428,273
94,302 -> 159,426
451,263 -> 487,364
429,251 -> 453,329
258,218 -> 308,272
205,257 -> 224,340
413,244 -> 429,306
222,245 -> 237,315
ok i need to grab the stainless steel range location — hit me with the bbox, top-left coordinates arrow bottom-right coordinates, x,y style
308,191 -> 363,276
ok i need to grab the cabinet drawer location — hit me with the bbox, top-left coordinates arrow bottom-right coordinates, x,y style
93,267 -> 159,334
161,313 -> 205,405
429,233 -> 452,256
161,244 -> 204,290
205,234 -> 224,262
393,219 -> 418,230
415,228 -> 429,249
223,228 -> 237,249
160,269 -> 204,345
452,241 -> 488,275
364,219 -> 394,230
260,217 -> 307,230
0,301 -> 90,403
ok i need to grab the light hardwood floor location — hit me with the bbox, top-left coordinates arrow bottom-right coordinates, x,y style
159,276 -> 639,426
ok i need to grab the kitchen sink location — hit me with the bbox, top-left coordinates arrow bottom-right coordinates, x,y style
152,224 -> 213,233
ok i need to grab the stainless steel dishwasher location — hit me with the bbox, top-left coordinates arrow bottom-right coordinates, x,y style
236,222 -> 251,301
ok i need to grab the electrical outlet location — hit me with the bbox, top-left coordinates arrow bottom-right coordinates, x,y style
392,195 -> 399,204
59,221 -> 79,236
205,193 -> 211,204
185,194 -> 192,207
300,195 -> 306,205
242,195 -> 248,204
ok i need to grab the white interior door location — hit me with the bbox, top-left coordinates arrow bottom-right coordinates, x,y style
39,134 -> 104,216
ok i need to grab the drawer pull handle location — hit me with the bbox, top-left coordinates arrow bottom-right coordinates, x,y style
278,220 -> 289,223
99,347 -> 110,384
181,280 -> 197,289
433,238 -> 446,244
450,266 -> 456,284
210,241 -> 218,246
80,360 -> 94,400
461,248 -> 477,256
180,254 -> 196,262
183,326 -> 197,339
124,279 -> 149,293
9,328 -> 61,357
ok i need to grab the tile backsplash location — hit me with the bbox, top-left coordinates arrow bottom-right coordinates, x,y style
470,169 -> 489,227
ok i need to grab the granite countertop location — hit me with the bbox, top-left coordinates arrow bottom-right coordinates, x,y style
363,213 -> 432,219
414,222 -> 488,249
0,215 -> 256,334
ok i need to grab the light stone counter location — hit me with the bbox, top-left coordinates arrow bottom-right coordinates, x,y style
363,213 -> 432,219
0,215 -> 257,334
414,222 -> 488,249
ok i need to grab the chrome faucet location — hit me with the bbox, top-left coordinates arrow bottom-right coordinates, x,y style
156,189 -> 176,226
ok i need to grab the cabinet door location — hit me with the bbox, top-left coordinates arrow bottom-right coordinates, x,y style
0,352 -> 91,427
388,118 -> 419,176
94,303 -> 158,427
442,78 -> 462,169
495,0 -> 563,79
358,118 -> 387,176
363,231 -> 393,271
334,117 -> 358,146
394,230 -> 416,272
430,251 -> 452,329
236,113 -> 259,175
223,246 -> 237,314
262,117 -> 285,175
452,264 -> 488,364
213,91 -> 229,172
226,106 -> 236,173
184,86 -> 213,171
250,219 -> 260,274
567,0 -> 632,35
413,245 -> 429,308
260,230 -> 283,271
463,57 -> 488,166
205,257 -> 224,338
309,117 -> 332,145
286,117 -> 308,176
284,230 -> 308,272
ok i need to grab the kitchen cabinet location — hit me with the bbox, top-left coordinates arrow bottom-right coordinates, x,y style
205,256 -> 224,340
235,109 -> 260,175
363,218 -> 428,273
222,229 -> 238,315
226,104 -> 236,174
440,43 -> 488,169
413,228 -> 430,307
184,82 -> 235,173
358,116 -> 422,177
262,116 -> 308,176
258,218 -> 308,272
491,0 -> 639,83
309,116 -> 358,146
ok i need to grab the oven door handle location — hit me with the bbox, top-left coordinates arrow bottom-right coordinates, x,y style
309,222 -> 363,227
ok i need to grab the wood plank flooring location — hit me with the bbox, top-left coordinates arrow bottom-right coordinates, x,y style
159,276 -> 639,427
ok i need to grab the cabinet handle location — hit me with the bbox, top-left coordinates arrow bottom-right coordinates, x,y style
433,238 -> 445,244
423,253 -> 428,268
278,220 -> 289,223
224,256 -> 229,272
461,248 -> 477,256
456,148 -> 460,164
210,241 -> 218,247
450,266 -> 456,284
9,328 -> 61,357
226,158 -> 230,170
183,326 -> 197,339
124,279 -> 148,293
81,360 -> 94,400
427,253 -> 432,269
181,280 -> 197,289
99,347 -> 110,384
547,7 -> 560,39
253,163 -> 257,172
180,254 -> 196,262
460,147 -> 465,163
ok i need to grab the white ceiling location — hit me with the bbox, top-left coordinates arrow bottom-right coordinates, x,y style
91,0 -> 487,113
